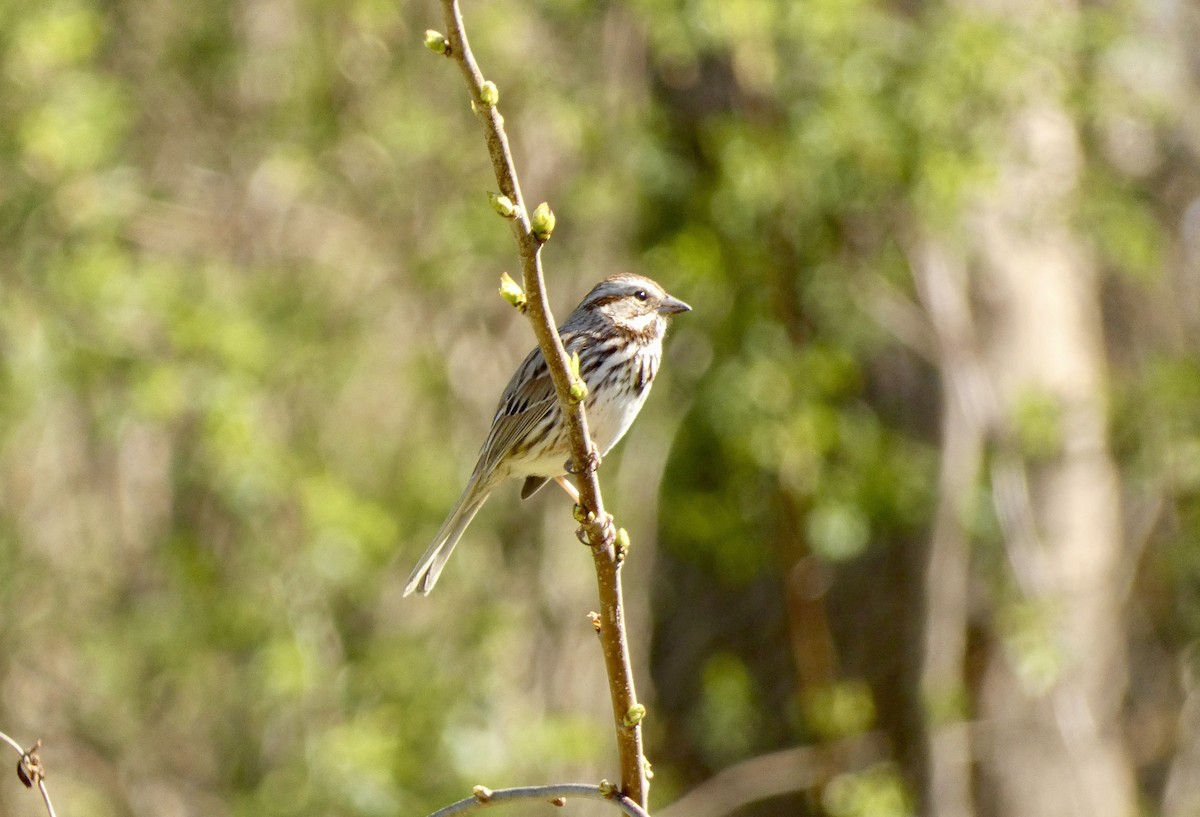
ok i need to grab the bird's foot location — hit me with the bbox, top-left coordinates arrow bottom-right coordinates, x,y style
564,446 -> 601,475
575,511 -> 615,548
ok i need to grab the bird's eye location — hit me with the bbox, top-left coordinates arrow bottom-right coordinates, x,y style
633,289 -> 649,302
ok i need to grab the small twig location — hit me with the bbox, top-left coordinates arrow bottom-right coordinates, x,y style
907,235 -> 986,817
433,1 -> 648,806
0,731 -> 22,755
37,776 -> 56,817
1,731 -> 59,817
426,783 -> 651,817
656,734 -> 886,817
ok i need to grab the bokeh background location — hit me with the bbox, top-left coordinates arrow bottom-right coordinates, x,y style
2,0 -> 1199,816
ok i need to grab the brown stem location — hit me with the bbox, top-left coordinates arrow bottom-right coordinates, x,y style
427,783 -> 650,817
435,0 -> 648,806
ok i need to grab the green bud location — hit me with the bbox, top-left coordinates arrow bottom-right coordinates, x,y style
614,527 -> 630,563
530,201 -> 556,242
488,191 -> 517,219
598,780 -> 615,797
568,351 -> 588,402
479,80 -> 499,107
623,703 -> 647,727
423,30 -> 449,55
472,786 -> 493,803
615,527 -> 631,551
498,272 -> 527,311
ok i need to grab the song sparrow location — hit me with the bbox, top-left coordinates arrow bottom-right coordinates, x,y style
404,273 -> 691,596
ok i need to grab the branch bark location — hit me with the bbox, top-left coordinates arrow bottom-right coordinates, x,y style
427,783 -> 651,817
434,1 -> 648,806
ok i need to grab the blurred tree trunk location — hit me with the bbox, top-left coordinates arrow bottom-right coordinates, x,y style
912,240 -> 988,817
968,58 -> 1137,817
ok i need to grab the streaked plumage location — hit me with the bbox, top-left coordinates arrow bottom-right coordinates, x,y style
404,273 -> 690,596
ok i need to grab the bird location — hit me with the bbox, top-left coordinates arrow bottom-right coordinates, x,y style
404,273 -> 691,596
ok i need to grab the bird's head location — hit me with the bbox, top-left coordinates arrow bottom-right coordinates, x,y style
579,273 -> 691,340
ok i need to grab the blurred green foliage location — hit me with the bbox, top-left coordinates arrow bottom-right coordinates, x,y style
823,764 -> 912,817
0,0 -> 1195,816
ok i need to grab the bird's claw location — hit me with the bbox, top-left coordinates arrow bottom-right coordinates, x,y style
575,511 -> 615,548
565,447 -> 601,475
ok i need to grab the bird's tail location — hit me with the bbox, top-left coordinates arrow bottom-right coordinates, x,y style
403,479 -> 492,596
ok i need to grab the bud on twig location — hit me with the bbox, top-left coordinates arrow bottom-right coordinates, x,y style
615,528 -> 630,550
423,30 -> 449,55
614,527 -> 631,562
479,80 -> 499,107
623,703 -> 647,727
530,201 -> 556,242
498,272 -> 527,312
488,191 -> 517,219
568,351 -> 588,403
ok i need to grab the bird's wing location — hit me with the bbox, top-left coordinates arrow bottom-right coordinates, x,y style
473,344 -> 560,477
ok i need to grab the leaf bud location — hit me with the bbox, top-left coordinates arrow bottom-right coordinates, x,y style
530,201 -> 556,242
423,30 -> 449,55
479,80 -> 499,107
488,191 -> 517,219
568,351 -> 588,402
614,527 -> 631,562
615,527 -> 631,551
498,272 -> 527,311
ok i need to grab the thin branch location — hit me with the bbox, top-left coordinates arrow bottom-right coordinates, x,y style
907,236 -> 986,817
434,1 -> 648,806
0,731 -> 22,755
656,734 -> 886,817
37,778 -> 56,817
855,273 -> 938,363
427,783 -> 651,817
1,731 -> 59,817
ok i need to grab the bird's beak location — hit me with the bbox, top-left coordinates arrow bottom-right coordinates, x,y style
658,294 -> 692,315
